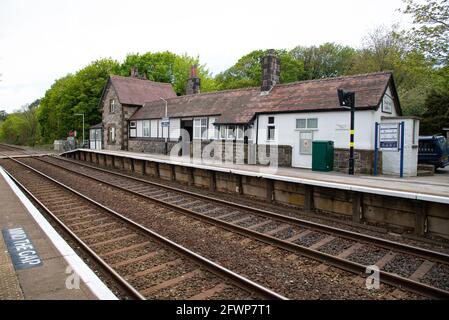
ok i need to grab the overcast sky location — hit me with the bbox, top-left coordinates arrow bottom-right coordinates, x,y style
0,0 -> 411,113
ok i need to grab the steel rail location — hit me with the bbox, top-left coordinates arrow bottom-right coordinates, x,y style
49,154 -> 449,265
29,155 -> 449,299
1,155 -> 287,300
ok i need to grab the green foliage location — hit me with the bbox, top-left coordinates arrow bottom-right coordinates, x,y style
400,0 -> 449,65
119,51 -> 217,95
215,49 -> 305,90
347,26 -> 443,116
38,58 -> 120,143
420,87 -> 449,135
290,43 -> 356,79
0,101 -> 40,146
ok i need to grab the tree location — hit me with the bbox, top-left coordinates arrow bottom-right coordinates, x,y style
215,49 -> 305,90
119,51 -> 217,95
0,101 -> 40,145
349,26 -> 440,116
38,58 -> 120,143
400,0 -> 449,64
420,88 -> 449,134
290,43 -> 356,79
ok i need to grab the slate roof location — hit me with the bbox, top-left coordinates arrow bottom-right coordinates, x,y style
130,72 -> 400,124
102,75 -> 177,106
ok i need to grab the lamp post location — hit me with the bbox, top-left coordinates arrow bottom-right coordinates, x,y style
160,97 -> 168,154
337,89 -> 355,175
74,113 -> 85,148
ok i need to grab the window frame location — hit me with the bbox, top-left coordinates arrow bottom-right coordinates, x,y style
143,120 -> 150,137
267,125 -> 276,141
109,99 -> 116,113
296,117 -> 318,130
193,117 -> 208,140
219,125 -> 226,140
109,127 -> 116,144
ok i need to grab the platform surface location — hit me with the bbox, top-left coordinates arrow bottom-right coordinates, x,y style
67,149 -> 449,203
0,167 -> 114,300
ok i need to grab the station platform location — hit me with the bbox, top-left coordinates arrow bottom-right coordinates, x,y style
67,149 -> 449,204
0,166 -> 117,300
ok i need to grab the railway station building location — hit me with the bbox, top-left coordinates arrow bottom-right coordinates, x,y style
97,52 -> 417,175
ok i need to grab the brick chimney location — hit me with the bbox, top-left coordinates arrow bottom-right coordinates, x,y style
186,65 -> 201,95
261,50 -> 280,92
130,67 -> 139,78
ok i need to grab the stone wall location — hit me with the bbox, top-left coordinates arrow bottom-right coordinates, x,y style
334,148 -> 381,174
128,138 -> 292,167
128,139 -> 177,154
101,83 -> 138,151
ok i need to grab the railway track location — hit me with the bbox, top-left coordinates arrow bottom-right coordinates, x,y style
0,154 -> 287,300
0,143 -> 27,155
20,154 -> 449,299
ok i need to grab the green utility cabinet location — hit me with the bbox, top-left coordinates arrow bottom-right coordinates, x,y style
312,141 -> 334,172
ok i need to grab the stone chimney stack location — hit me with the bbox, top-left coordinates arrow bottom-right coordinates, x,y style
261,50 -> 280,92
130,67 -> 139,78
186,65 -> 201,95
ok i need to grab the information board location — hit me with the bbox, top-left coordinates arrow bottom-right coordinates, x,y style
161,117 -> 170,127
379,123 -> 399,151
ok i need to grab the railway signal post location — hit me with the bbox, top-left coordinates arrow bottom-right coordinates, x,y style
338,89 -> 356,175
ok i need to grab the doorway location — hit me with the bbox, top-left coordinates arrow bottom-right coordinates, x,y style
180,119 -> 193,157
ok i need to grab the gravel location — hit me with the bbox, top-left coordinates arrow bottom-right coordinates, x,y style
421,264 -> 449,291
253,221 -> 283,234
347,246 -> 388,266
2,157 -> 425,300
383,254 -> 424,278
318,238 -> 355,255
273,227 -> 303,240
293,232 -> 326,247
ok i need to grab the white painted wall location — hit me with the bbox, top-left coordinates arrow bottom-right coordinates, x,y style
381,118 -> 419,177
257,110 -> 377,168
256,84 -> 399,168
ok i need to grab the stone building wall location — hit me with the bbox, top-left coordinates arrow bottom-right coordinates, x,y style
128,138 -> 292,167
333,148 -> 382,174
101,85 -> 123,151
101,83 -> 138,151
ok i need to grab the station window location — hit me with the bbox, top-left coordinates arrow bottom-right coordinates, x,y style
219,125 -> 226,139
109,127 -> 116,143
267,126 -> 275,141
236,126 -> 244,140
109,99 -> 116,113
143,120 -> 150,137
307,118 -> 318,129
226,125 -> 236,140
267,117 -> 275,141
296,118 -> 318,129
193,118 -> 208,139
296,119 -> 306,129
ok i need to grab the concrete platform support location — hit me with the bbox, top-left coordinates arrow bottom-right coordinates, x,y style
304,185 -> 314,212
67,150 -> 449,239
352,191 -> 364,223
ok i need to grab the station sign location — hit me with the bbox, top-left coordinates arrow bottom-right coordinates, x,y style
2,227 -> 42,270
379,123 -> 399,151
161,117 -> 170,127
